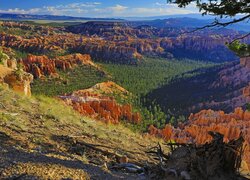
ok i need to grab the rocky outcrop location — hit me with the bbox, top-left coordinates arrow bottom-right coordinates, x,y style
146,60 -> 250,117
195,59 -> 250,111
240,56 -> 250,68
0,48 -> 33,96
148,108 -> 250,172
60,82 -> 141,124
243,84 -> 250,97
20,53 -> 100,79
66,21 -> 243,62
81,81 -> 129,95
21,54 -> 58,79
4,70 -> 33,96
1,21 -> 247,64
54,53 -> 99,70
0,65 -> 33,96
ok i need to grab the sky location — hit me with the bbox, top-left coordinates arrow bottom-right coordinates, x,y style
0,0 -> 198,17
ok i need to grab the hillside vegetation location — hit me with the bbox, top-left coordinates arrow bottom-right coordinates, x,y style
32,65 -> 107,96
100,57 -> 214,96
0,86 -> 165,179
31,57 -> 214,131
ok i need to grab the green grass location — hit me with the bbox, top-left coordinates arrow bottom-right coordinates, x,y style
0,85 -> 163,151
97,57 -> 215,131
31,57 -> 215,132
32,65 -> 107,96
99,57 -> 214,96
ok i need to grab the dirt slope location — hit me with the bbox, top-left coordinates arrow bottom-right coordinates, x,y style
0,86 -> 165,179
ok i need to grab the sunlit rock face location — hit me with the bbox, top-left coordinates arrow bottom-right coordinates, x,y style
189,60 -> 250,113
0,65 -> 33,96
21,54 -> 58,79
240,56 -> 250,69
20,53 -> 98,79
149,107 -> 250,172
4,71 -> 33,96
243,84 -> 250,98
59,81 -> 141,124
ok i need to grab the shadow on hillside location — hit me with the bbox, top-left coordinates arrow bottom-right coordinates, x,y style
0,131 -> 118,179
144,64 -> 233,116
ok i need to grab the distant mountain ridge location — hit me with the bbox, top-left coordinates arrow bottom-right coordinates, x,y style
128,17 -> 250,32
0,13 -> 122,21
0,13 -> 249,32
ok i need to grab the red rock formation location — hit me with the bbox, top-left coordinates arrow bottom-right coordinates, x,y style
60,82 -> 141,124
54,53 -> 98,70
243,85 -> 250,97
20,54 -> 57,79
20,53 -> 99,79
0,65 -> 33,96
148,108 -> 250,172
1,21 -> 247,64
188,61 -> 250,113
240,56 -> 250,69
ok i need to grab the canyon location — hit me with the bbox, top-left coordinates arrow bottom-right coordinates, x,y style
0,19 -> 249,178
1,21 -> 249,64
146,57 -> 250,116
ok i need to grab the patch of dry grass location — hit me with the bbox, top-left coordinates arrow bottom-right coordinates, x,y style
0,86 -> 166,179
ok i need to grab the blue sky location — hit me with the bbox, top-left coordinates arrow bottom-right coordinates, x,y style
0,0 -> 198,17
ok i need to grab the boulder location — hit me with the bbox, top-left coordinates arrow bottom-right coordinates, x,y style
0,65 -> 33,96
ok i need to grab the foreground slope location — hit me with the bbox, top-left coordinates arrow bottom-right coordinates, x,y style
0,86 -> 163,179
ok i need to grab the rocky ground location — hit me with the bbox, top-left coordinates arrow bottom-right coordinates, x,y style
0,86 -> 167,179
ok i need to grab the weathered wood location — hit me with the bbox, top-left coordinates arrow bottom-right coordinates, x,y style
146,132 -> 246,179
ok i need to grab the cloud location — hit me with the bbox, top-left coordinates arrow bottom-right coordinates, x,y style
0,2 -> 197,17
0,2 -> 102,16
155,2 -> 167,6
0,8 -> 41,14
132,6 -> 195,16
109,5 -> 128,12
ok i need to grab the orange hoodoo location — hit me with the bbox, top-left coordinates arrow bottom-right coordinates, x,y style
148,107 -> 250,172
60,82 -> 141,125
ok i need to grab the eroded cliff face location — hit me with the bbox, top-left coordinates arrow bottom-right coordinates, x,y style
1,21 -> 246,64
149,108 -> 250,171
20,53 -> 101,79
241,56 -> 250,69
3,70 -> 33,96
60,81 -> 141,124
66,21 -> 242,62
196,57 -> 250,111
0,65 -> 33,96
0,48 -> 33,96
243,84 -> 250,97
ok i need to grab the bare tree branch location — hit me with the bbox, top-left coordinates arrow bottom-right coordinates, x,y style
180,14 -> 250,36
230,32 -> 250,44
